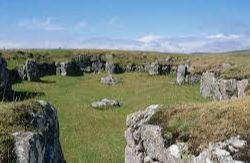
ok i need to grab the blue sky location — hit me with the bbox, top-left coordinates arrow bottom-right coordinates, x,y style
0,0 -> 250,52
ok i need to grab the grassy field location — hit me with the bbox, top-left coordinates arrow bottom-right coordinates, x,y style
11,73 -> 207,162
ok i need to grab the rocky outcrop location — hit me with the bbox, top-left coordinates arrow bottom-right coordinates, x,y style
101,74 -> 116,85
200,71 -> 249,101
91,98 -> 120,109
12,101 -> 64,163
125,105 -> 248,163
0,57 -> 11,98
18,60 -> 40,81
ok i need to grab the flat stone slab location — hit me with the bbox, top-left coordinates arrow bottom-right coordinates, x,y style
91,98 -> 121,109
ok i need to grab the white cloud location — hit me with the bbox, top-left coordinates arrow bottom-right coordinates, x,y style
1,33 -> 250,53
138,35 -> 162,43
18,17 -> 64,31
207,33 -> 243,40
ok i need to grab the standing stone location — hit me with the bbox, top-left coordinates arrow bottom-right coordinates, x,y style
218,79 -> 237,100
176,64 -> 188,85
105,62 -> 115,74
237,79 -> 249,98
148,61 -> 159,75
57,62 -> 82,76
18,60 -> 40,81
200,72 -> 216,98
12,101 -> 65,163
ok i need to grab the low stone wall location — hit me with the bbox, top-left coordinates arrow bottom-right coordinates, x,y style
176,64 -> 201,85
125,105 -> 248,163
200,71 -> 249,101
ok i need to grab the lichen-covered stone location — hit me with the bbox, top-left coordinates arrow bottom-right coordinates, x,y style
12,101 -> 64,163
125,105 -> 248,163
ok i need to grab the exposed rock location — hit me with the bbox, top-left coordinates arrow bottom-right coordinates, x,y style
148,61 -> 160,76
101,74 -> 116,85
19,60 -> 40,81
200,71 -> 249,101
125,63 -> 136,72
12,101 -> 64,163
56,61 -> 82,76
125,105 -> 248,163
176,64 -> 189,85
0,57 -> 11,98
237,79 -> 249,98
189,74 -> 201,84
200,71 -> 216,98
91,98 -> 120,109
105,62 -> 124,74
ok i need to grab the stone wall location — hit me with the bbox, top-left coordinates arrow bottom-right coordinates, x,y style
200,71 -> 249,101
125,105 -> 248,163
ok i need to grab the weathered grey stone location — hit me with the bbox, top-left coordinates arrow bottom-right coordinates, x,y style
237,79 -> 249,98
200,71 -> 249,101
125,105 -> 248,163
200,72 -> 217,98
56,61 -> 82,76
176,64 -> 188,85
19,60 -> 40,81
189,74 -> 201,84
12,101 -> 64,163
101,74 -> 116,85
148,61 -> 159,76
91,98 -> 120,109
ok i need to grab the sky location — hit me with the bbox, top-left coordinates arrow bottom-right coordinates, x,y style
0,0 -> 250,53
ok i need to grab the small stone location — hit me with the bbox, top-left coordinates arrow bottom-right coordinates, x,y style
91,98 -> 120,109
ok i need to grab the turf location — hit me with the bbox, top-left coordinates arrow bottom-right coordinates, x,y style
11,73 -> 207,162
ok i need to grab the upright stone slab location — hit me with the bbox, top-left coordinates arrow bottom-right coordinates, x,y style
148,61 -> 159,75
237,79 -> 249,98
176,64 -> 188,85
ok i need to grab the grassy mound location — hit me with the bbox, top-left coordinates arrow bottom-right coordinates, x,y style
150,97 -> 250,156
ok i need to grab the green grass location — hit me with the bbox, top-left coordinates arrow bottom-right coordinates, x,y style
11,73 -> 207,162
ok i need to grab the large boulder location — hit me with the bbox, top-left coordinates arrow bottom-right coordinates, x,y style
0,57 -> 11,97
19,60 -> 40,81
12,101 -> 65,163
125,105 -> 248,163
